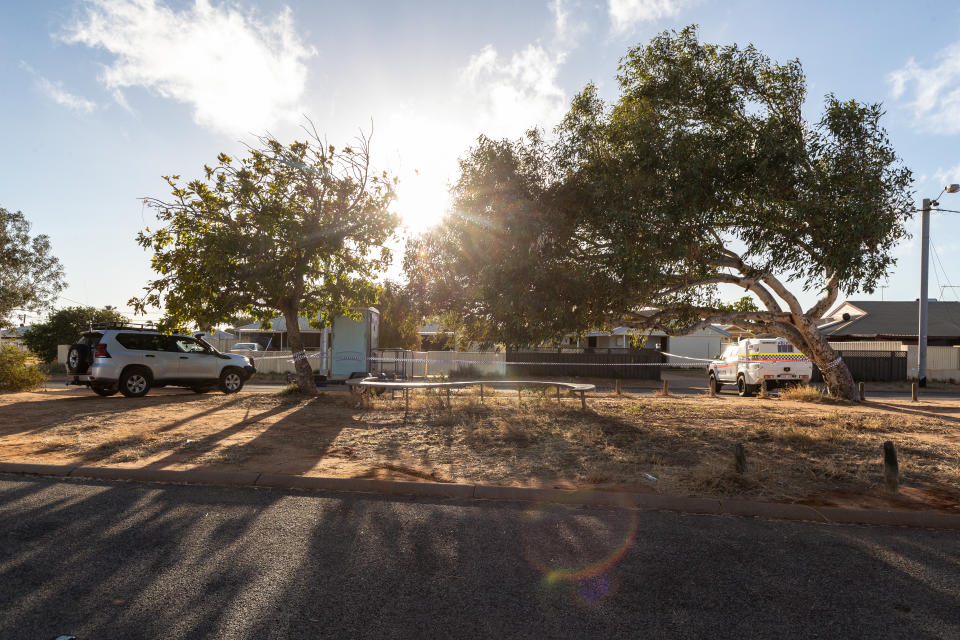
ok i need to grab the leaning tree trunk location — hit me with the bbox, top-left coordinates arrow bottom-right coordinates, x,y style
798,322 -> 857,400
282,305 -> 317,395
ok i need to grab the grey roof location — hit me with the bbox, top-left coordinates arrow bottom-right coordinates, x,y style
197,329 -> 235,339
819,301 -> 960,338
235,316 -> 324,333
0,326 -> 29,338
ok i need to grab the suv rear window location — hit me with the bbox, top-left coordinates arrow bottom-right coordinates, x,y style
79,332 -> 103,346
115,333 -> 175,351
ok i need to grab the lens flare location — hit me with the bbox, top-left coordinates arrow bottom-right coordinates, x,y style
521,497 -> 639,589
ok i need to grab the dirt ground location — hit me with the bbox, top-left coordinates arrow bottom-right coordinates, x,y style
1,385 -> 959,513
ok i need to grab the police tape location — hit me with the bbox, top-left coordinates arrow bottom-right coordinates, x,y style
242,351 -> 714,367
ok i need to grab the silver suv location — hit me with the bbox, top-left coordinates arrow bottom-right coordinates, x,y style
66,325 -> 256,397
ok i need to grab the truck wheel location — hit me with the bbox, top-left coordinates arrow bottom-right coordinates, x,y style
709,374 -> 721,394
219,368 -> 244,394
737,375 -> 755,398
120,367 -> 152,398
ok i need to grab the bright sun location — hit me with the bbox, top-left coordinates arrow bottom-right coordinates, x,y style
394,167 -> 452,234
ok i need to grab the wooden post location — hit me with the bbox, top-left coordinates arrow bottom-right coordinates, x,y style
858,382 -> 864,402
556,385 -> 561,403
911,382 -> 918,402
479,383 -> 484,404
661,379 -> 669,396
517,385 -> 521,407
733,443 -> 747,474
446,387 -> 451,408
615,378 -> 622,396
883,440 -> 899,492
405,388 -> 409,418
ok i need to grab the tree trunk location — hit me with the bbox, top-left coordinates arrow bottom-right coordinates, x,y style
282,304 -> 317,395
798,323 -> 857,400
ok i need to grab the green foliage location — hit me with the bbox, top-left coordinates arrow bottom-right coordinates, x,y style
376,280 -> 422,350
407,26 -> 913,346
0,207 -> 65,326
131,127 -> 399,334
0,345 -> 46,392
22,306 -> 128,363
717,296 -> 760,313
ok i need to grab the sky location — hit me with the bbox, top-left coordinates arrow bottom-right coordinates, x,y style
4,0 -> 960,325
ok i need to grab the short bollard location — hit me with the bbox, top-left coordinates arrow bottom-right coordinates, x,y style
733,443 -> 747,474
556,385 -> 561,404
911,382 -> 918,402
858,382 -> 865,402
883,440 -> 899,493
662,379 -> 669,395
615,379 -> 622,396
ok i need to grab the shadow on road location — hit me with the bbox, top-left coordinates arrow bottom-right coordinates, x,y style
1,475 -> 959,639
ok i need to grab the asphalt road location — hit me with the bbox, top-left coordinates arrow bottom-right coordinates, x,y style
1,476 -> 958,639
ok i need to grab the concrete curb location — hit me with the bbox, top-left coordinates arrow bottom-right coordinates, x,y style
1,461 -> 959,530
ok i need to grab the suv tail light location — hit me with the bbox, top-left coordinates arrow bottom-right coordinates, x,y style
95,344 -> 110,358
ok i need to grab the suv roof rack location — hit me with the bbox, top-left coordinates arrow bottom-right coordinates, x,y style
88,322 -> 160,332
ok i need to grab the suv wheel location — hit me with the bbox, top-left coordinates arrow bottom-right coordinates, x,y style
120,367 -> 152,398
67,344 -> 91,374
219,368 -> 244,394
91,384 -> 118,397
737,375 -> 755,398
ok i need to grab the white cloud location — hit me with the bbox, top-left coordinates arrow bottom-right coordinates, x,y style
61,0 -> 315,136
37,77 -> 98,114
889,41 -> 960,134
608,0 -> 694,33
458,43 -> 568,139
20,61 -> 97,114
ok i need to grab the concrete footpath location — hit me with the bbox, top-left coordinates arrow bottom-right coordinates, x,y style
1,461 -> 958,530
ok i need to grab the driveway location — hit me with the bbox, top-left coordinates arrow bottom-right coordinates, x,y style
1,475 -> 958,639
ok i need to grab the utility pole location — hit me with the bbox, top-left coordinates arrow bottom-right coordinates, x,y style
918,198 -> 931,387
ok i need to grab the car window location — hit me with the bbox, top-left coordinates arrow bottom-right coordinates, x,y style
174,337 -> 208,353
116,333 -> 151,350
79,332 -> 103,347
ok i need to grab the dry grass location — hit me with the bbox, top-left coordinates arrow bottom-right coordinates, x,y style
3,386 -> 960,509
778,384 -> 835,403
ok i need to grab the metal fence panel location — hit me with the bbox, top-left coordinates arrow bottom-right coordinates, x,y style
811,350 -> 906,382
505,348 -> 664,379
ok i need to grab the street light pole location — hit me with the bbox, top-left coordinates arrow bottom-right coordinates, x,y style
917,184 -> 960,388
918,198 -> 931,387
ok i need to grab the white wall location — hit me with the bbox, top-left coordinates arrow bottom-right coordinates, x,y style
665,335 -> 724,364
906,345 -> 960,381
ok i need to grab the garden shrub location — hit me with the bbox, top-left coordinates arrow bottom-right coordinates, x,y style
0,345 -> 47,391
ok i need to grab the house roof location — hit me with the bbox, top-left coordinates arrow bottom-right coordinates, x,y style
197,329 -> 235,339
235,317 -> 324,333
819,300 -> 960,338
0,326 -> 29,338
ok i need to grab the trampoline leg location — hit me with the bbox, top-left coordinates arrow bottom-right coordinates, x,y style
446,387 -> 450,408
580,390 -> 586,410
405,388 -> 409,419
517,386 -> 521,407
556,385 -> 560,404
480,384 -> 484,404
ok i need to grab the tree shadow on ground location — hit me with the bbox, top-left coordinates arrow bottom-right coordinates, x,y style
1,475 -> 960,639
